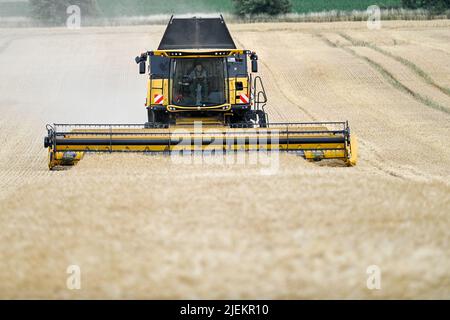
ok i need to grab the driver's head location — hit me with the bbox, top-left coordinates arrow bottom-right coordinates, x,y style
195,64 -> 203,72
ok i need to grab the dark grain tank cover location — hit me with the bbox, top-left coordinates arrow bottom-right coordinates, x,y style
158,16 -> 237,50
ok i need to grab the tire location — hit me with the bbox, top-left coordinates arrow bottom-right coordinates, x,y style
146,109 -> 170,128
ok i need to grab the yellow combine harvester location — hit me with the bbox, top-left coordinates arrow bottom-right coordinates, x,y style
44,16 -> 357,169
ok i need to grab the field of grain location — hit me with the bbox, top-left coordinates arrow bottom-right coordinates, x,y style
0,20 -> 449,299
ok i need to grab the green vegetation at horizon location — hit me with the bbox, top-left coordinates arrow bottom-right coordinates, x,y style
96,0 -> 402,16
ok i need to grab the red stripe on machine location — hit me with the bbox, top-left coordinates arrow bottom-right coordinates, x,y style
154,94 -> 164,104
239,93 -> 249,104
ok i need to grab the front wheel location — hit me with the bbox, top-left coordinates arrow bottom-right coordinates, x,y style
229,110 -> 268,128
146,109 -> 170,128
256,110 -> 268,128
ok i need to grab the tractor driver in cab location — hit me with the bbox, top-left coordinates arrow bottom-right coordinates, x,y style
189,63 -> 208,104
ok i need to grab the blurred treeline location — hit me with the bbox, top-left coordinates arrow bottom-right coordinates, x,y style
3,0 -> 449,22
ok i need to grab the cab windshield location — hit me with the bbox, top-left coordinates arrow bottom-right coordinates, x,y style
172,58 -> 226,106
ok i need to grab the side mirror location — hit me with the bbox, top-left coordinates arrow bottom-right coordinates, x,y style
139,61 -> 146,74
251,60 -> 258,73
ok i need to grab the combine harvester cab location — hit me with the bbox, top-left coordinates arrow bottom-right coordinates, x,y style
44,16 -> 357,170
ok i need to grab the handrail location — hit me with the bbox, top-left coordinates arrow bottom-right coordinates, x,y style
253,75 -> 267,106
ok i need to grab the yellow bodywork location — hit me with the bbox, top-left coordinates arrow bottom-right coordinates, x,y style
152,49 -> 248,58
48,150 -> 84,170
147,78 -> 169,107
229,77 -> 249,105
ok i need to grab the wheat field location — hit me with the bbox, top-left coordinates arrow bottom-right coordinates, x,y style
0,20 -> 449,299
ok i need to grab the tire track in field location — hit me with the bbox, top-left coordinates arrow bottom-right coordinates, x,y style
352,133 -> 441,182
246,32 -> 449,181
317,32 -> 450,115
410,40 -> 450,57
333,33 -> 450,115
314,33 -> 450,182
357,138 -> 449,184
392,31 -> 450,57
338,33 -> 450,98
348,50 -> 449,115
355,128 -> 448,183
